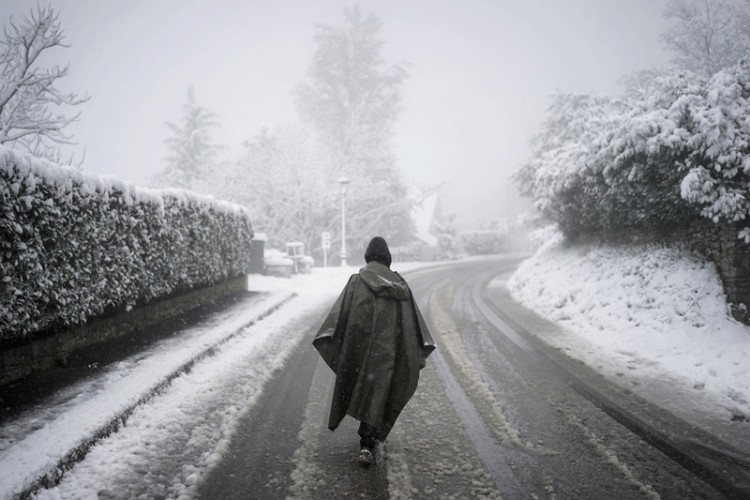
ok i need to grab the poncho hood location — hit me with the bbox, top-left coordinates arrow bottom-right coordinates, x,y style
359,261 -> 411,300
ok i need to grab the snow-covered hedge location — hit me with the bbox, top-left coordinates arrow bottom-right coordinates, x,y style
0,147 -> 254,340
459,230 -> 508,255
515,59 -> 750,241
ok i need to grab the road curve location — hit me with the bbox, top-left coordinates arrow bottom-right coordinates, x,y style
201,256 -> 750,499
408,256 -> 750,499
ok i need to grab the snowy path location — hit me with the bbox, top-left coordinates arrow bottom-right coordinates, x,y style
407,258 -> 749,497
32,294 -> 328,499
2,257 -> 750,498
0,290 -> 298,499
0,270 -> 354,499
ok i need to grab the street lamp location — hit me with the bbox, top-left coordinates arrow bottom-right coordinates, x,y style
337,176 -> 351,266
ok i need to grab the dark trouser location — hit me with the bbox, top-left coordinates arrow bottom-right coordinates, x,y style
358,422 -> 379,449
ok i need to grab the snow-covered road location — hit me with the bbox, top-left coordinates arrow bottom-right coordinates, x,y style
0,270 -> 352,499
509,232 -> 750,426
1,251 -> 749,498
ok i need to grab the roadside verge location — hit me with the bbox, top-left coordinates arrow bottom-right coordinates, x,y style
1,290 -> 295,500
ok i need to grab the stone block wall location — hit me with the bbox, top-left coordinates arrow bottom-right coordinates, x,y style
704,223 -> 750,323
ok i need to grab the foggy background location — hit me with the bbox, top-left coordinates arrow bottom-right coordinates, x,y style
0,0 -> 672,230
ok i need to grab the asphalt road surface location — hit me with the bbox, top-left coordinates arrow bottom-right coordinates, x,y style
199,256 -> 750,499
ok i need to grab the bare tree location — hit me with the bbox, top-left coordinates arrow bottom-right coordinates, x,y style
734,0 -> 750,53
0,6 -> 88,162
661,0 -> 745,76
221,126 -> 336,254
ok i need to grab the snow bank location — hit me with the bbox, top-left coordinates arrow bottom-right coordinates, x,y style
0,146 -> 255,339
508,232 -> 750,420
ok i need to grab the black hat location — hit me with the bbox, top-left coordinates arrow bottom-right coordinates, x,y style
364,236 -> 392,268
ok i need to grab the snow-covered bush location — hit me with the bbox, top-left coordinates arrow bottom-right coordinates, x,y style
516,60 -> 750,241
514,93 -> 619,236
459,230 -> 509,255
0,147 -> 254,339
678,61 -> 750,240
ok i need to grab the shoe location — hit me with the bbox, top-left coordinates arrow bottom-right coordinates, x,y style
358,447 -> 374,467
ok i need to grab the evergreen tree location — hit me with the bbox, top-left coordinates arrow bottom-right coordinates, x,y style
158,87 -> 221,190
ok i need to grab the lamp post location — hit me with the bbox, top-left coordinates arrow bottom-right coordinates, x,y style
337,176 -> 351,266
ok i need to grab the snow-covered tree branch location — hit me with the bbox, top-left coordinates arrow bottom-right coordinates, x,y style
0,6 -> 88,162
215,126 -> 335,253
516,60 -> 750,242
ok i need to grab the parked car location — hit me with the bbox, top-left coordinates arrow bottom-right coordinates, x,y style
263,248 -> 294,278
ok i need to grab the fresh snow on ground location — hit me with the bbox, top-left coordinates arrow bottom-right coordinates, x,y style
0,267 -> 358,499
508,229 -> 750,423
1,263 -> 430,499
4,248 -> 749,498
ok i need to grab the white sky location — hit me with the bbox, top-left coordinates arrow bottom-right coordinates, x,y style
1,0 -> 672,229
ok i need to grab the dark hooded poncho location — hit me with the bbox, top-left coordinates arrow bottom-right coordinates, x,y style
312,260 -> 435,439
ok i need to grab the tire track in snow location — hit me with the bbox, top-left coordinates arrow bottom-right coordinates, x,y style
287,351 -> 390,498
384,447 -> 414,500
479,275 -> 750,499
14,292 -> 296,500
428,280 -> 554,456
386,361 -> 504,499
566,413 -> 660,500
287,356 -> 330,499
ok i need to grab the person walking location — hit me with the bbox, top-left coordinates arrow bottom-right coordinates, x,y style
313,236 -> 435,467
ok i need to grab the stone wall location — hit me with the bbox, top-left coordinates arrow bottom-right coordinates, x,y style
705,223 -> 750,323
0,276 -> 248,386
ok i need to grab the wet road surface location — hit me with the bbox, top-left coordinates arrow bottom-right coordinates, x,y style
200,257 -> 750,499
